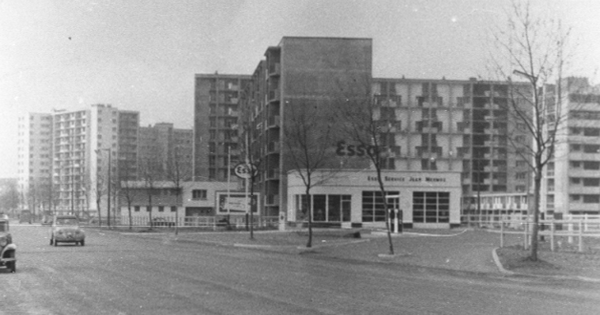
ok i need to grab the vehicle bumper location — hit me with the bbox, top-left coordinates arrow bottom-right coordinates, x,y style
0,244 -> 16,265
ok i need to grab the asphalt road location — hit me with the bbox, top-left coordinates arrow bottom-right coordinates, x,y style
2,225 -> 600,315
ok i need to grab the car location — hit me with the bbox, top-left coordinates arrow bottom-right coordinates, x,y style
50,215 -> 85,246
151,217 -> 175,227
19,210 -> 32,224
0,217 -> 17,273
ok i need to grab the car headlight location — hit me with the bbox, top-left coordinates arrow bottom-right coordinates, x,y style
0,236 -> 6,247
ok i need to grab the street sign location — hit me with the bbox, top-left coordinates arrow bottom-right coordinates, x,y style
233,163 -> 257,179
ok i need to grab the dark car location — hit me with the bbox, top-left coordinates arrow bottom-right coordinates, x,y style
19,210 -> 32,224
151,217 -> 175,227
0,216 -> 17,273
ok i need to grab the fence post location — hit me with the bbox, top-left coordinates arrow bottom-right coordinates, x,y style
550,217 -> 555,252
523,220 -> 528,250
500,219 -> 504,248
579,220 -> 584,253
568,219 -> 574,244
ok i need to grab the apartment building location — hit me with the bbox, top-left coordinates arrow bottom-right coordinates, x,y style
193,73 -> 251,181
548,77 -> 600,215
118,111 -> 140,181
16,104 -> 141,221
138,122 -> 193,180
17,113 -> 53,213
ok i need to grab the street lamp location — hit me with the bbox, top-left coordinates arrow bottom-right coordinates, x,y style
96,148 -> 112,228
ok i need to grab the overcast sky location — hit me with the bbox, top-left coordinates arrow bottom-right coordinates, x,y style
1,0 -> 599,178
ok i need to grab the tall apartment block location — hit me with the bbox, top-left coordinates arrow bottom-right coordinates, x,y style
118,111 -> 140,181
197,37 -> 532,219
193,73 -> 251,181
17,104 -> 141,220
138,122 -> 193,180
547,77 -> 600,214
17,113 -> 53,214
371,78 -> 530,195
53,104 -> 121,214
241,37 -> 373,217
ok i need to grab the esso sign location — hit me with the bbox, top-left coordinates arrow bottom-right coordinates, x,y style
336,140 -> 380,157
234,163 -> 257,179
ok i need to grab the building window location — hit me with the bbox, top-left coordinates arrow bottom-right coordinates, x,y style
295,194 -> 351,222
583,178 -> 600,187
171,206 -> 177,212
583,195 -> 599,204
192,189 -> 207,200
361,191 -> 399,222
146,206 -> 151,212
158,206 -> 164,212
134,206 -> 140,212
413,191 -> 450,223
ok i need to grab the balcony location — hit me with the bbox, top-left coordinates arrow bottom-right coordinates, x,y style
268,89 -> 280,102
268,141 -> 280,153
268,63 -> 281,76
268,115 -> 280,128
267,168 -> 280,179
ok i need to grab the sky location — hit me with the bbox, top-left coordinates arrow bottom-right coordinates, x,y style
1,0 -> 599,178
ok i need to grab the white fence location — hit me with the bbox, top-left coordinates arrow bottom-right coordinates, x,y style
100,215 -> 280,230
496,217 -> 600,253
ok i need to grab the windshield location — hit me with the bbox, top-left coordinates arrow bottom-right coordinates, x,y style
56,218 -> 78,226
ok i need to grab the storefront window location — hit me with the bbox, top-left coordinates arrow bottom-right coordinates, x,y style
294,194 -> 351,222
362,191 -> 399,222
413,192 -> 450,223
313,195 -> 326,221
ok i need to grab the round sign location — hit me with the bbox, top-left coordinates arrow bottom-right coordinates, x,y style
233,163 -> 257,179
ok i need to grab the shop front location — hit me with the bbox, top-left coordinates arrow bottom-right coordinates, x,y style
286,169 -> 462,229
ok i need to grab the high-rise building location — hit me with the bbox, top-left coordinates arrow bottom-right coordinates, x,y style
547,77 -> 600,215
138,122 -> 193,180
17,112 -> 53,214
193,73 -> 251,181
118,111 -> 140,181
196,37 -> 533,224
17,104 -> 141,220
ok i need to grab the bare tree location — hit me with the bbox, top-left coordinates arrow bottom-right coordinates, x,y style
165,146 -> 193,235
335,82 -> 399,255
283,99 -> 340,248
488,0 -> 573,261
139,152 -> 164,230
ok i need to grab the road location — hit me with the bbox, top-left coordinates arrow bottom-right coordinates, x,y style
2,224 -> 600,315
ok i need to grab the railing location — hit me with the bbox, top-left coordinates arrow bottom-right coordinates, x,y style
462,211 -> 600,253
107,215 -> 280,230
498,218 -> 600,253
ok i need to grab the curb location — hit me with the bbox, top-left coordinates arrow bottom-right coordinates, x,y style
493,247 -> 600,283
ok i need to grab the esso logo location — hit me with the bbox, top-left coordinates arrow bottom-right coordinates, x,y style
336,140 -> 380,157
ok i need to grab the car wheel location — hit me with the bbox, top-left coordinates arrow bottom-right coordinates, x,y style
80,239 -> 85,246
7,261 -> 16,273
54,240 -> 58,247
50,237 -> 53,245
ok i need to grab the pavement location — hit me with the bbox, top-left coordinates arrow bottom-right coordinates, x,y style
14,221 -> 600,283
114,226 -> 600,283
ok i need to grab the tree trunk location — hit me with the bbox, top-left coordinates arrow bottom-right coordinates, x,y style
128,204 -> 132,230
305,190 -> 312,248
376,168 -> 394,255
530,168 -> 542,261
96,200 -> 102,227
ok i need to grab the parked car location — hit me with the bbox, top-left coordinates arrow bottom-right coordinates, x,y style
19,210 -> 32,224
151,217 -> 175,227
0,217 -> 17,273
50,215 -> 85,246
